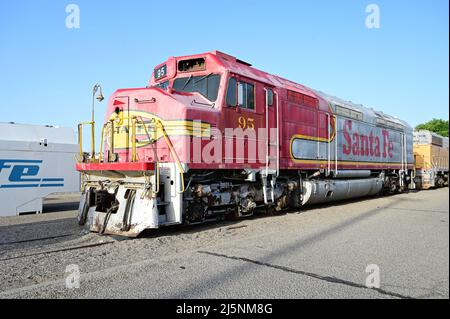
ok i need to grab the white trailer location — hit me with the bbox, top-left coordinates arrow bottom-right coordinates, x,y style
0,123 -> 80,216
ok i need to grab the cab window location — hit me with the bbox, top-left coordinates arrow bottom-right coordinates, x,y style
238,82 -> 255,110
226,78 -> 237,107
266,88 -> 274,106
226,78 -> 254,110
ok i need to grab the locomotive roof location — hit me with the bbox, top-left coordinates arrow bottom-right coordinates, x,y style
208,51 -> 411,130
312,90 -> 411,130
155,50 -> 412,130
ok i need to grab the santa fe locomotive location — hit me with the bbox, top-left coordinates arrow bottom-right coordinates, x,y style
77,50 -> 422,237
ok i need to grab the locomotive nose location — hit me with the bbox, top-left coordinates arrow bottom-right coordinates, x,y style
107,87 -> 187,121
99,86 -> 206,164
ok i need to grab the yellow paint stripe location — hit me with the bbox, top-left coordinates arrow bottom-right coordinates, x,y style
107,110 -> 212,149
291,133 -> 335,143
291,158 -> 409,166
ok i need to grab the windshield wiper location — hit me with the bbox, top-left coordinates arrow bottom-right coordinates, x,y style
194,72 -> 213,84
182,74 -> 193,90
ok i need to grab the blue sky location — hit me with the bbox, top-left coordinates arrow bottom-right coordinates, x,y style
0,0 -> 448,138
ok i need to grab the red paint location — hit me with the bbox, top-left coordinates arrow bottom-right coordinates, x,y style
77,162 -> 155,172
80,51 -> 409,174
113,100 -> 125,106
382,130 -> 394,158
343,120 -> 352,155
343,119 -> 394,159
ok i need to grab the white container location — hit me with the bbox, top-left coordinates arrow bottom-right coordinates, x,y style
0,123 -> 80,216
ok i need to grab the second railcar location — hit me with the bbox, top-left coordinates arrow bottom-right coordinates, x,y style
414,130 -> 449,189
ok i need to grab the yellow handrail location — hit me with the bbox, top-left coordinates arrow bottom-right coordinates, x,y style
133,116 -> 160,196
77,123 -> 83,159
109,120 -> 115,162
134,116 -> 155,143
99,123 -> 107,162
153,119 -> 185,193
131,117 -> 137,162
78,116 -> 184,194
77,121 -> 95,162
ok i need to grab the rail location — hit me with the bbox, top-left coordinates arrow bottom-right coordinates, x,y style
77,121 -> 96,162
263,88 -> 280,178
152,118 -> 185,193
327,113 -> 331,176
334,115 -> 338,175
77,116 -> 183,193
134,116 -> 160,196
79,116 -> 150,164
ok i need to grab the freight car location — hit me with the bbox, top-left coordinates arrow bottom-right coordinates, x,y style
413,130 -> 449,189
76,51 -> 415,237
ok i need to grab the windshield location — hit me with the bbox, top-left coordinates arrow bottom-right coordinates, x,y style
173,74 -> 221,102
154,80 -> 169,90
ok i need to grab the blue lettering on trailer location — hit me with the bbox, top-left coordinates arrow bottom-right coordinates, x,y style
0,160 -> 65,189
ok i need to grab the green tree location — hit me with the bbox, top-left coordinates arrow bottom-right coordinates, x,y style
415,118 -> 449,137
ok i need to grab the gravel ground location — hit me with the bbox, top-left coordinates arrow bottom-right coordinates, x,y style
0,188 -> 448,299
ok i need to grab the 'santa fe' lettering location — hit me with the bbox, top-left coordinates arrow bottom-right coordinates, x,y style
343,120 -> 393,158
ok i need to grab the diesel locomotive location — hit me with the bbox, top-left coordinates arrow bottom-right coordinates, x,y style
77,50 -> 419,237
414,130 -> 449,189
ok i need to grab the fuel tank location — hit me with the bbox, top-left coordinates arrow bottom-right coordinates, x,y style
302,178 -> 383,205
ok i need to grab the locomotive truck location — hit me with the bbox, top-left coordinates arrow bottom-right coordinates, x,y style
77,51 -> 417,237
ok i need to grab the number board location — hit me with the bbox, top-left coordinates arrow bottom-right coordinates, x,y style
154,65 -> 167,80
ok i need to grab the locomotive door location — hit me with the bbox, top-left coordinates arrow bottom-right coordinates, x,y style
223,76 -> 262,164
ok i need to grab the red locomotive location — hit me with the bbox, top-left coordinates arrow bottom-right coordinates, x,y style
77,51 -> 415,237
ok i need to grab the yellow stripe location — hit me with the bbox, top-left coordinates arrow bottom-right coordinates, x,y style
107,110 -> 211,150
291,158 -> 408,166
291,133 -> 335,143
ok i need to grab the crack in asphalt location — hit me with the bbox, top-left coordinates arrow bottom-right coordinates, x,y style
0,241 -> 115,262
0,233 -> 76,246
198,250 -> 415,299
384,207 -> 449,214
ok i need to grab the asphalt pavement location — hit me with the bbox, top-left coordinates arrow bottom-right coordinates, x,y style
0,188 -> 448,299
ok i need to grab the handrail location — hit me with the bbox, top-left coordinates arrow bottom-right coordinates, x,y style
77,121 -> 95,162
334,115 -> 338,175
77,124 -> 83,159
77,116 -> 182,195
153,118 -> 185,193
131,117 -> 137,162
109,120 -> 115,162
79,116 -> 154,163
153,161 -> 160,197
263,89 -> 279,177
264,88 -> 269,177
275,92 -> 280,177
133,116 -> 160,196
97,120 -> 116,163
327,113 -> 331,176
134,116 -> 156,144
99,123 -> 107,163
